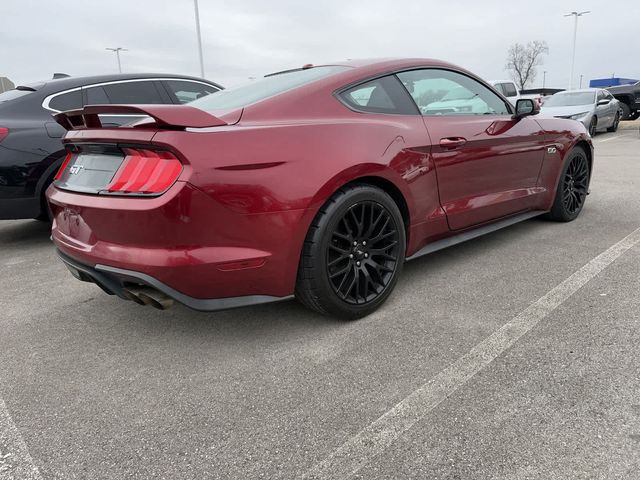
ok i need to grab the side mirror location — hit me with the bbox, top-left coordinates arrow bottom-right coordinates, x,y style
513,98 -> 540,120
597,99 -> 610,106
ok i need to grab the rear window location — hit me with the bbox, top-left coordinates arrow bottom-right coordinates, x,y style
339,76 -> 418,115
99,81 -> 164,104
49,90 -> 82,111
189,66 -> 349,111
0,89 -> 32,103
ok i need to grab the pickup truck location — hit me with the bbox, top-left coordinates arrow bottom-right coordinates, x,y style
606,81 -> 640,120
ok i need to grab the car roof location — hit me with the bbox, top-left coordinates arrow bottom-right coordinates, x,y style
285,58 -> 476,89
17,73 -> 223,93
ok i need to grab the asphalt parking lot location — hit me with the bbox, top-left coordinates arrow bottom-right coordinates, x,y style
1,124 -> 639,479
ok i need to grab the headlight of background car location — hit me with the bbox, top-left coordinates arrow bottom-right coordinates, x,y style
568,112 -> 589,120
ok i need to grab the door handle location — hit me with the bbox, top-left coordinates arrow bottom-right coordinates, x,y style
439,137 -> 467,150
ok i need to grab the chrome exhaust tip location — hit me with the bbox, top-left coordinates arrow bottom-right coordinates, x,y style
123,287 -> 174,310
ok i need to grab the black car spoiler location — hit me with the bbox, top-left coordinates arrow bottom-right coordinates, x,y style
53,104 -> 228,130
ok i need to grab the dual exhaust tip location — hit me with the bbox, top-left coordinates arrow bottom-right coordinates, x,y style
122,286 -> 174,310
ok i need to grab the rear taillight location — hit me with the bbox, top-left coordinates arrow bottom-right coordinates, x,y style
0,127 -> 8,142
106,148 -> 182,194
54,151 -> 73,180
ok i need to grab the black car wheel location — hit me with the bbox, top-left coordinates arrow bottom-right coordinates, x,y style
296,184 -> 406,319
607,112 -> 620,132
546,147 -> 590,222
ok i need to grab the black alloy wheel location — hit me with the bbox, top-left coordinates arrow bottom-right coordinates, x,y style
546,147 -> 589,222
562,153 -> 589,215
326,201 -> 401,305
296,184 -> 406,319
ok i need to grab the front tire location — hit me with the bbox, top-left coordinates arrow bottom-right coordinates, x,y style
545,147 -> 590,222
295,184 -> 406,319
588,117 -> 597,137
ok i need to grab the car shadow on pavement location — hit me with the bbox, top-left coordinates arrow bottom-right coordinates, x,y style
0,219 -> 52,248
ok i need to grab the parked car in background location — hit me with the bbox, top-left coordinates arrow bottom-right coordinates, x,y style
0,73 -> 222,221
606,81 -> 640,120
539,88 -> 620,136
489,80 -> 520,106
47,58 -> 592,320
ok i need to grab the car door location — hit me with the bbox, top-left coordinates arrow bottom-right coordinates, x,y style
83,80 -> 167,126
397,69 -> 547,230
604,91 -> 618,123
595,90 -> 612,126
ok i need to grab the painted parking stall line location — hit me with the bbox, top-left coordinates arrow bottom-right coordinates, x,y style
301,226 -> 640,480
0,398 -> 42,479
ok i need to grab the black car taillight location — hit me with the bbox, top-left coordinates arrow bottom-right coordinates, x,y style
0,127 -> 8,142
105,148 -> 182,194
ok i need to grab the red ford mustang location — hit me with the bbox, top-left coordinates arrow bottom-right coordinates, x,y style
47,58 -> 593,319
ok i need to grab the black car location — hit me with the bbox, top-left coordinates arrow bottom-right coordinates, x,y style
0,73 -> 222,220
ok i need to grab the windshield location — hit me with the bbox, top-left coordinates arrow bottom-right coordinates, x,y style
0,89 -> 32,103
544,91 -> 595,107
189,66 -> 349,111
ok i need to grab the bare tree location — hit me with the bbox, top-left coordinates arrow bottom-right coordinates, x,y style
505,41 -> 549,90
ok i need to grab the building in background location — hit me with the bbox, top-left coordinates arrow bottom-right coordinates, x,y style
589,77 -> 638,88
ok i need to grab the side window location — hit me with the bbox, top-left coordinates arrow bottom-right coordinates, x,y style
100,81 -> 164,104
502,82 -> 518,97
396,69 -> 511,116
85,86 -> 110,104
165,80 -> 219,104
605,91 -> 614,100
339,75 -> 418,115
49,90 -> 82,111
597,91 -> 606,102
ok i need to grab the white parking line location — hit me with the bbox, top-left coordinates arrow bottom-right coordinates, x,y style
595,133 -> 635,143
0,398 -> 42,479
301,226 -> 640,480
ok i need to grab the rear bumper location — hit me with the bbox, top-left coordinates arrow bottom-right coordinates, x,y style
48,181 -> 310,302
57,249 -> 292,312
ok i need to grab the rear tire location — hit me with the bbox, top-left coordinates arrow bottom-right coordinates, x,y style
295,184 -> 406,320
607,112 -> 620,132
545,147 -> 590,222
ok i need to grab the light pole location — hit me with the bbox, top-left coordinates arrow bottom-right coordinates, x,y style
565,11 -> 590,90
106,47 -> 127,73
542,70 -> 547,88
193,0 -> 205,78
579,75 -> 584,88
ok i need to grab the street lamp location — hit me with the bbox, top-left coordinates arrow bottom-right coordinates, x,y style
543,70 -> 547,89
564,11 -> 590,90
106,47 -> 127,73
193,0 -> 205,78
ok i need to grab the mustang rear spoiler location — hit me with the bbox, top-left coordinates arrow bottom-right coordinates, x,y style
53,104 -> 228,130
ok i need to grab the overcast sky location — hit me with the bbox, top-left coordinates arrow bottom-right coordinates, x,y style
2,0 -> 639,89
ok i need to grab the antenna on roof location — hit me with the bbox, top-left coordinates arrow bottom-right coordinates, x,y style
52,73 -> 71,79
